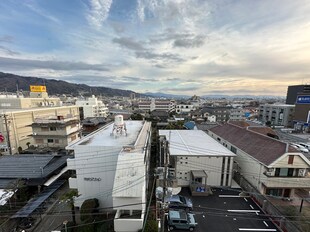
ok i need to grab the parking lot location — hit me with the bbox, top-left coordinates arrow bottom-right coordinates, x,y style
168,188 -> 280,232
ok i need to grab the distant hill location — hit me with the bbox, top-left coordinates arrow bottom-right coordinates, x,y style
0,72 -> 139,97
144,92 -> 190,99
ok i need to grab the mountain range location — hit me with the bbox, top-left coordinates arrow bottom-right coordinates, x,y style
0,72 -> 138,97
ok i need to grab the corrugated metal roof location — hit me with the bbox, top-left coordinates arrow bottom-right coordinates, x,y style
11,180 -> 65,218
0,155 -> 68,179
209,123 -> 290,165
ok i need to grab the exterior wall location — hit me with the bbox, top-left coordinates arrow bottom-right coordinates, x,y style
76,96 -> 109,118
258,104 -> 295,126
0,97 -> 61,109
174,155 -> 233,187
138,99 -> 175,112
0,106 -> 79,154
67,145 -> 122,208
229,108 -> 245,121
208,130 -> 310,196
114,210 -> 144,232
176,104 -> 195,114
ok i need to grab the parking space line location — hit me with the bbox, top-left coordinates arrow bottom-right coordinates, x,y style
244,197 -> 248,202
250,205 -> 254,209
255,212 -> 259,215
239,229 -> 276,231
219,195 -> 242,197
228,210 -> 260,213
263,221 -> 269,227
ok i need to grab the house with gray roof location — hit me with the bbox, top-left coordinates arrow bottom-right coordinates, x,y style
208,123 -> 310,199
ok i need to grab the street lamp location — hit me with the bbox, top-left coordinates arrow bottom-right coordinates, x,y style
63,220 -> 68,232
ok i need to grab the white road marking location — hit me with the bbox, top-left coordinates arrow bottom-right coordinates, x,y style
244,198 -> 248,202
255,212 -> 259,215
228,210 -> 260,213
263,221 -> 269,227
250,205 -> 254,209
239,229 -> 276,231
219,195 -> 241,197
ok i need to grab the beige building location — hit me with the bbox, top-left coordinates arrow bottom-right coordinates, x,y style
32,115 -> 81,149
0,106 -> 80,155
0,95 -> 62,109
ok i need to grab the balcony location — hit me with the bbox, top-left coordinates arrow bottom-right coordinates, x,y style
261,175 -> 310,188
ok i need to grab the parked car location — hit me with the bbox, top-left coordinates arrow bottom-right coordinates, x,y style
299,142 -> 310,150
291,143 -> 309,153
166,195 -> 193,211
167,209 -> 197,231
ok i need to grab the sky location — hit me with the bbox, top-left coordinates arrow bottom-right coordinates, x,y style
0,0 -> 310,96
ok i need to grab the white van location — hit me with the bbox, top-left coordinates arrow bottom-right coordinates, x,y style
299,143 -> 310,150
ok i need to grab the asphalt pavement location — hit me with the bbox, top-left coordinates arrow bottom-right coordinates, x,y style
168,188 -> 280,232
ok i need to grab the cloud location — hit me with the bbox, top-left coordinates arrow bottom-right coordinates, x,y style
23,2 -> 61,24
0,46 -> 19,56
0,57 -> 109,71
112,37 -> 146,51
173,35 -> 206,48
135,51 -> 185,62
0,35 -> 14,43
86,0 -> 113,28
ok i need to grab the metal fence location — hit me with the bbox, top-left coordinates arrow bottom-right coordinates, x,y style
234,172 -> 303,232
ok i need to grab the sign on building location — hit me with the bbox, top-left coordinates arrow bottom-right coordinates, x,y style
296,96 -> 310,104
30,85 -> 47,92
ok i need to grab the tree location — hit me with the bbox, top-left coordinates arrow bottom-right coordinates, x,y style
61,189 -> 79,225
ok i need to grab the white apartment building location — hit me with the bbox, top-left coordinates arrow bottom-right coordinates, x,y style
159,130 -> 236,195
66,117 -> 151,223
138,99 -> 175,112
0,106 -> 80,155
175,104 -> 195,114
76,95 -> 109,118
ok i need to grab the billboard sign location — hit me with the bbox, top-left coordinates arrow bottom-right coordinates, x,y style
30,85 -> 47,92
296,96 -> 310,104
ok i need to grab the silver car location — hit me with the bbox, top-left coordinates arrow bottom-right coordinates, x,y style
167,195 -> 193,211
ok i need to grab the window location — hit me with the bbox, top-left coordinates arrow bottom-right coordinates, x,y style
217,138 -> 221,142
50,127 -> 56,131
47,139 -> 54,143
41,127 -> 49,131
266,188 -> 283,197
231,146 -> 237,154
35,139 -> 43,144
288,155 -> 294,164
55,139 -> 59,144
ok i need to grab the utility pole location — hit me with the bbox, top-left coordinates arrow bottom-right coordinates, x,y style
160,138 -> 169,232
3,114 -> 12,155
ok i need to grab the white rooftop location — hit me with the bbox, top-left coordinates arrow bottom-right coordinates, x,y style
67,120 -> 145,148
159,130 -> 236,157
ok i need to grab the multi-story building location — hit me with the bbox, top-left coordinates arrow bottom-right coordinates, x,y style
258,104 -> 294,127
175,104 -> 195,114
209,123 -> 310,199
286,85 -> 310,105
32,115 -> 81,149
138,99 -> 175,112
159,130 -> 236,195
229,108 -> 245,121
202,106 -> 231,122
66,116 -> 151,231
75,95 -> 109,118
0,106 -> 80,155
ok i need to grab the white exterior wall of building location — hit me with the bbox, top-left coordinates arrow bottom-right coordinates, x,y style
76,95 -> 109,118
67,145 -> 121,208
176,104 -> 195,114
175,155 -> 233,187
159,130 -> 235,188
66,120 -> 151,212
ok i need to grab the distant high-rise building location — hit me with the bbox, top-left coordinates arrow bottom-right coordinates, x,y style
286,85 -> 310,104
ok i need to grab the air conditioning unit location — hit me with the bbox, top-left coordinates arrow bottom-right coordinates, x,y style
298,169 -> 306,177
